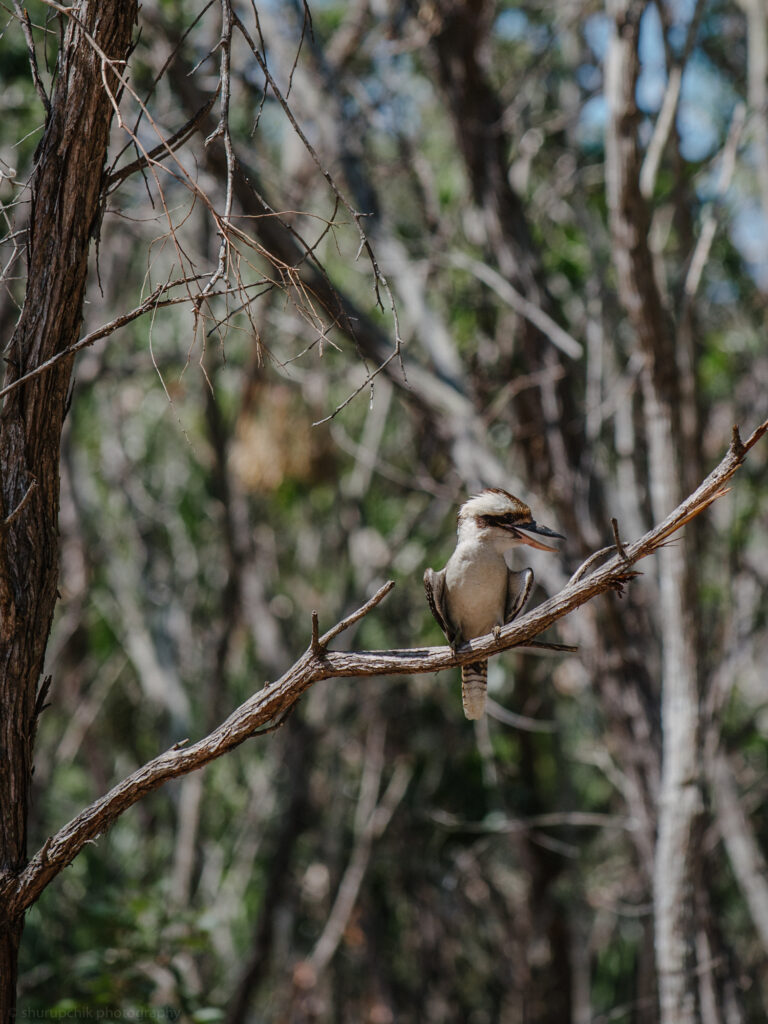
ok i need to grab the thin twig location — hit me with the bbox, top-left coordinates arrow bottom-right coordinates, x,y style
29,674 -> 53,750
310,610 -> 322,653
683,102 -> 746,300
307,724 -> 411,977
639,0 -> 705,198
201,0 -> 235,301
449,251 -> 583,359
318,580 -> 396,648
311,348 -> 404,426
485,698 -> 557,733
12,2 -> 52,116
1,478 -> 38,532
518,639 -> 579,653
611,517 -> 628,561
230,8 -> 405,390
105,93 -> 219,192
0,279 -> 236,404
431,808 -> 638,833
567,545 -> 616,585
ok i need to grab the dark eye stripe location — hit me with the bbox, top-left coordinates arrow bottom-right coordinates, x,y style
478,513 -> 525,529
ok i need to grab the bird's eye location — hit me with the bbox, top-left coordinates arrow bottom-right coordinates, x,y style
490,514 -> 518,528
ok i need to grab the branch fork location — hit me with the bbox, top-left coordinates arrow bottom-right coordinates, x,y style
309,581 -> 395,656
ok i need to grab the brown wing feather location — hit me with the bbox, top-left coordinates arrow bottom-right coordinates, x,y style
505,568 -> 533,623
424,567 -> 456,644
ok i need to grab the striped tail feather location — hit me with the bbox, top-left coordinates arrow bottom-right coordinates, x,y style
461,661 -> 487,720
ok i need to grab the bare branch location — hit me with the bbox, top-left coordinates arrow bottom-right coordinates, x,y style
684,103 -> 746,300
11,1 -> 52,117
485,698 -> 557,733
0,278 -> 237,405
310,610 -> 321,653
317,580 -> 395,648
738,0 -> 768,217
611,517 -> 628,561
1,420 -> 765,924
201,0 -> 235,299
305,723 -> 411,978
229,8 -> 404,388
449,251 -> 583,359
711,750 -> 768,955
639,0 -> 705,198
104,93 -> 220,192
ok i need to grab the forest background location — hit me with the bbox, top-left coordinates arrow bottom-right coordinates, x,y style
1,1 -> 768,1022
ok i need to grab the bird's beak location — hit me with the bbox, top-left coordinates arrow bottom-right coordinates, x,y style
513,521 -> 565,553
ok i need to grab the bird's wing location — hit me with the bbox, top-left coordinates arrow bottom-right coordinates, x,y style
505,568 -> 533,623
423,567 -> 456,644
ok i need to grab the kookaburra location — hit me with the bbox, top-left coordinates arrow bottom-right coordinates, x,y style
424,489 -> 564,720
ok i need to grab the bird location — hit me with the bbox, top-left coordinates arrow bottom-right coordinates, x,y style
423,489 -> 564,720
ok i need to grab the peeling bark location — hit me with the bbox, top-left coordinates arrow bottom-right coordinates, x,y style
0,3 -> 138,1017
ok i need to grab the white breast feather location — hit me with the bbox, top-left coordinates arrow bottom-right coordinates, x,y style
444,542 -> 508,639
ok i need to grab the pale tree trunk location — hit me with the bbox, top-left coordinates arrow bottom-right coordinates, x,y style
642,383 -> 701,1024
0,3 -> 138,1018
605,3 -> 702,1021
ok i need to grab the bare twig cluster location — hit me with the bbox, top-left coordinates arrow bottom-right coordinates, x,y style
0,1 -> 401,423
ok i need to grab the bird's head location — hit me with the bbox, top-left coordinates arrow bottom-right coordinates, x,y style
457,488 -> 564,552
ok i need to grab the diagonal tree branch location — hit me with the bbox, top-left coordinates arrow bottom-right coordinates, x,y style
1,419 -> 765,925
305,721 -> 412,979
710,748 -> 768,956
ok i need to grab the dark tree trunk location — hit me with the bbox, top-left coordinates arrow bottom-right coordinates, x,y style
0,3 -> 137,1018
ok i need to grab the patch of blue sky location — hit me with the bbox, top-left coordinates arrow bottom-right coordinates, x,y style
665,0 -> 698,51
583,14 -> 610,61
678,53 -> 739,161
637,4 -> 739,161
579,5 -> 739,162
576,63 -> 601,93
704,274 -> 739,306
576,95 -> 607,151
366,54 -> 430,138
637,3 -> 666,113
677,101 -> 719,161
494,8 -> 550,52
586,1 -> 696,72
495,8 -> 528,40
694,157 -> 725,206
729,200 -> 768,289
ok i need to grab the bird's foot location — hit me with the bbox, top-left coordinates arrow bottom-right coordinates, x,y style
492,624 -> 502,641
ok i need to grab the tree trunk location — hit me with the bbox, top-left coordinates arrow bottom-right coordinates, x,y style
0,3 -> 137,1018
605,4 -> 703,1021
